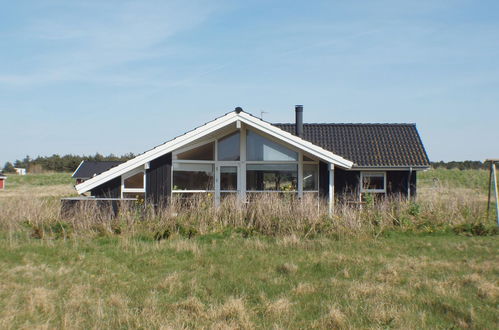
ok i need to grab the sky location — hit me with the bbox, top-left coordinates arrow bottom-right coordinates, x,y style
1,0 -> 498,166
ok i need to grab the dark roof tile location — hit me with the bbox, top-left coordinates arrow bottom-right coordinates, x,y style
72,161 -> 124,179
274,123 -> 430,167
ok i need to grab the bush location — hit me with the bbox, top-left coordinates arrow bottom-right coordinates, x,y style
452,223 -> 499,236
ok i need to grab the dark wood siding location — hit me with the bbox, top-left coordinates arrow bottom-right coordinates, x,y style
146,153 -> 172,206
386,170 -> 417,198
318,161 -> 329,198
334,168 -> 360,198
90,177 -> 121,198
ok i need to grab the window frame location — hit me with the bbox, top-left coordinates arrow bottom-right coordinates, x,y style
121,167 -> 146,198
172,162 -> 215,193
360,171 -> 387,194
170,127 -> 321,201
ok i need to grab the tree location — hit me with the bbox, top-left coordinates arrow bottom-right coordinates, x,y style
3,162 -> 15,173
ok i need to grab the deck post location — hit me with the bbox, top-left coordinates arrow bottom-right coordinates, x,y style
493,163 -> 499,226
328,163 -> 334,216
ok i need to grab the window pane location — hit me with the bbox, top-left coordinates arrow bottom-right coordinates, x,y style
218,132 -> 240,161
221,166 -> 238,191
303,164 -> 318,191
246,164 -> 297,191
173,163 -> 214,190
177,142 -> 214,160
362,174 -> 385,191
246,131 -> 297,161
124,172 -> 144,189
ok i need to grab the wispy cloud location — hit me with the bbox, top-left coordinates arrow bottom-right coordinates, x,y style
0,0 -> 219,86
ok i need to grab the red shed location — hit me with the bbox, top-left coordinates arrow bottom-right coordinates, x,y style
0,173 -> 6,190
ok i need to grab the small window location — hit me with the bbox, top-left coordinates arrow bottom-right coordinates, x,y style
303,164 -> 318,191
124,172 -> 144,189
246,130 -> 297,161
361,172 -> 386,193
177,142 -> 214,160
218,132 -> 240,161
303,155 -> 315,162
173,163 -> 214,191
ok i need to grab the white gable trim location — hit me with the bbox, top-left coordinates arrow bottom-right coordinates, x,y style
75,111 -> 353,194
71,160 -> 84,178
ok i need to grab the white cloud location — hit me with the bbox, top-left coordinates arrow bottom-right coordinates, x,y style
0,0 -> 220,86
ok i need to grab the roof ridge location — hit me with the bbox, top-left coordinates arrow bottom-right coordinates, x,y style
274,122 -> 417,126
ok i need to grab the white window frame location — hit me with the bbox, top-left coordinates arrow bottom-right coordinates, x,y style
360,171 -> 387,194
170,126 -> 322,203
171,162 -> 215,193
121,167 -> 146,198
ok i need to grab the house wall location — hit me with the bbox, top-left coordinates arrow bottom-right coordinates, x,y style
146,153 -> 172,206
319,163 -> 418,201
0,178 -> 4,189
318,161 -> 329,198
334,168 -> 361,198
386,170 -> 417,198
90,177 -> 121,198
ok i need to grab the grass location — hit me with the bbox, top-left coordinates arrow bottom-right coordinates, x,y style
3,172 -> 74,188
419,168 -> 490,193
0,173 -> 75,200
0,169 -> 498,328
0,233 -> 497,328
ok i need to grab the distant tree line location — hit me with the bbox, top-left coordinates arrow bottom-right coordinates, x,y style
2,153 -> 135,173
1,155 -> 493,173
431,160 -> 493,170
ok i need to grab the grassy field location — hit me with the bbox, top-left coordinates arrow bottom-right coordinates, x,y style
0,170 -> 498,329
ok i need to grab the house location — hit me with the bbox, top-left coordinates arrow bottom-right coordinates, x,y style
72,161 -> 124,184
14,168 -> 26,175
0,173 -> 6,190
73,106 -> 430,213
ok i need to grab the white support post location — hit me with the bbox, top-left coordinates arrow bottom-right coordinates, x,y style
493,163 -> 499,226
239,124 -> 247,202
328,163 -> 334,216
298,151 -> 303,199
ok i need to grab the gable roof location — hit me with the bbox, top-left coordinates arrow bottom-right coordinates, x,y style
75,110 -> 354,194
274,123 -> 430,167
72,161 -> 124,179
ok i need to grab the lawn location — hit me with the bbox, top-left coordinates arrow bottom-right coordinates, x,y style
0,169 -> 497,329
0,232 -> 497,329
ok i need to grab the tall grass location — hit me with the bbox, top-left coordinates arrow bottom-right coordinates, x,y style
1,186 -> 494,241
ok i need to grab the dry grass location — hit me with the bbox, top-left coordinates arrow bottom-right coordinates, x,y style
0,170 -> 497,328
0,186 -> 494,241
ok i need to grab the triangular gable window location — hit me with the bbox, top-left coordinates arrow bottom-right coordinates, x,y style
246,130 -> 297,161
177,142 -> 214,160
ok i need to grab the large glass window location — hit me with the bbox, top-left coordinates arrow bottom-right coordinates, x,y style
177,142 -> 214,160
173,163 -> 214,191
303,164 -> 318,191
361,172 -> 386,193
246,164 -> 297,191
218,132 -> 240,161
246,131 -> 298,161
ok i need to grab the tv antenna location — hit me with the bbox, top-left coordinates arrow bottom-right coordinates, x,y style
486,159 -> 499,226
260,111 -> 269,120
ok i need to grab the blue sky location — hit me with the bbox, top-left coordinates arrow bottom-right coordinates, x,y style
1,0 -> 498,166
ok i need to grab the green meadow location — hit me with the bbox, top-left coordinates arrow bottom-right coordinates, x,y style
0,169 -> 497,329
